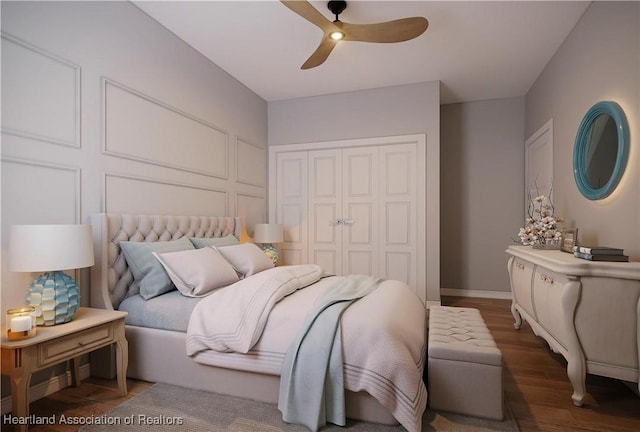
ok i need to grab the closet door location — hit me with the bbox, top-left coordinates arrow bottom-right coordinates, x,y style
275,151 -> 308,265
379,144 -> 418,288
308,149 -> 342,274
270,134 -> 427,302
342,147 -> 379,276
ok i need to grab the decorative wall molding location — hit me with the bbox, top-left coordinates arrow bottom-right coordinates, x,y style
0,33 -> 81,148
103,172 -> 228,216
102,77 -> 229,179
236,136 -> 266,187
0,157 -> 82,223
236,192 -> 266,238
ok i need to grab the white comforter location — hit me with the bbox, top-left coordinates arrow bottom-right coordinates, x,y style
186,265 -> 427,432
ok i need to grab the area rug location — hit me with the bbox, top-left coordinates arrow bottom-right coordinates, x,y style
79,383 -> 518,432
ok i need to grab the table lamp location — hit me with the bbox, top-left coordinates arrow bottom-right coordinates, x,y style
253,223 -> 284,264
8,224 -> 94,326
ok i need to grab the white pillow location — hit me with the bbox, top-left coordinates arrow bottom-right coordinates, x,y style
216,243 -> 274,277
153,247 -> 239,297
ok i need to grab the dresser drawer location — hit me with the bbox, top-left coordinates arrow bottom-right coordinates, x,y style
39,323 -> 115,367
532,266 -> 570,349
510,257 -> 535,319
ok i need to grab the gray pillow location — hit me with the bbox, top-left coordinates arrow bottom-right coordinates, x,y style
154,247 -> 240,297
189,234 -> 239,249
119,236 -> 194,300
215,243 -> 274,277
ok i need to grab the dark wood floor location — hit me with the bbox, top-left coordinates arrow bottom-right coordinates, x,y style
2,296 -> 639,431
445,296 -> 640,432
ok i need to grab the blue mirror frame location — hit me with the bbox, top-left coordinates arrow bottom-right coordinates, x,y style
573,101 -> 629,200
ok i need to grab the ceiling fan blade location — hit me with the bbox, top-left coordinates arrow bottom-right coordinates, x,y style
343,17 -> 429,43
280,1 -> 337,33
301,38 -> 338,70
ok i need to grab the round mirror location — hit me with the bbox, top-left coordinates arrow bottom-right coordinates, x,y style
573,101 -> 629,200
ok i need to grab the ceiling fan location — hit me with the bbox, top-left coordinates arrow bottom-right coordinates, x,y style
281,1 -> 429,70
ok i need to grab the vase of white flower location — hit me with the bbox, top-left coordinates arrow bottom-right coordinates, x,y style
517,192 -> 563,248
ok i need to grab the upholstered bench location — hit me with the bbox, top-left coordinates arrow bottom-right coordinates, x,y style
427,306 -> 503,420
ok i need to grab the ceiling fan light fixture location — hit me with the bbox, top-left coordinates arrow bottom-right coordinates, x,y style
329,30 -> 345,41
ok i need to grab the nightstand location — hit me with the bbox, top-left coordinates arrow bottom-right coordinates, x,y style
1,307 -> 128,431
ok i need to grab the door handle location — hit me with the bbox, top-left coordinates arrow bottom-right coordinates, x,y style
334,218 -> 354,225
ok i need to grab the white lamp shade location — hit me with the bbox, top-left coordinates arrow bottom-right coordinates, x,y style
8,224 -> 95,272
253,223 -> 284,244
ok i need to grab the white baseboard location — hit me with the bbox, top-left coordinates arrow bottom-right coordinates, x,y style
441,288 -> 512,300
425,300 -> 442,309
1,363 -> 91,415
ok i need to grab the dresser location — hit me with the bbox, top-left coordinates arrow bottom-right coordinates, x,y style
506,245 -> 640,406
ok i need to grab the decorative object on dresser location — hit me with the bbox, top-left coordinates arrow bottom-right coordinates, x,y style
560,228 -> 578,253
573,245 -> 628,262
253,223 -> 284,264
506,245 -> 640,406
5,306 -> 36,341
8,224 -> 95,325
516,191 -> 563,248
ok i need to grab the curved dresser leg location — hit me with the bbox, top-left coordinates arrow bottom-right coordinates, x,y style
511,303 -> 522,330
507,257 -> 522,329
563,279 -> 586,406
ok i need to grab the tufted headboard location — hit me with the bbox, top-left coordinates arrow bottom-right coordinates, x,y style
90,213 -> 241,310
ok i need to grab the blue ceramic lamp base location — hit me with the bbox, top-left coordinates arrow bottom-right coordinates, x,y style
259,243 -> 280,265
26,271 -> 80,326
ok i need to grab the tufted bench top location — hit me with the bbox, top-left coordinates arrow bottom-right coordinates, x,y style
428,306 -> 501,366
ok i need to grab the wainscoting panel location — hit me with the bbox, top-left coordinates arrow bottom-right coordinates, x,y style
236,138 -> 266,187
1,158 -> 80,228
0,157 -> 81,309
103,79 -> 228,179
0,34 -> 80,147
104,174 -> 227,216
236,193 -> 265,239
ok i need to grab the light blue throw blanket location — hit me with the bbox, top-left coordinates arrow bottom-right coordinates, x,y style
278,274 -> 381,431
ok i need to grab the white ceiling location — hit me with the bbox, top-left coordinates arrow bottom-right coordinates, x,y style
134,1 -> 590,104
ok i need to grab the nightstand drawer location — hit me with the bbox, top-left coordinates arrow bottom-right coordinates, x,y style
39,323 -> 114,366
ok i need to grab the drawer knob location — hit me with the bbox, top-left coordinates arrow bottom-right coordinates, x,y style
539,273 -> 554,284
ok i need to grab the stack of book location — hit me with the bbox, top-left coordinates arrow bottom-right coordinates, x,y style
573,245 -> 629,262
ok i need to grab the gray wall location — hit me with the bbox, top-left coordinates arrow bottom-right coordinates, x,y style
268,81 -> 441,303
441,97 -> 525,294
526,1 -> 640,257
1,1 -> 268,312
1,1 -> 267,399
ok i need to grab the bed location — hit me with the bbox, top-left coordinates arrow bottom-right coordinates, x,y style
90,213 -> 427,431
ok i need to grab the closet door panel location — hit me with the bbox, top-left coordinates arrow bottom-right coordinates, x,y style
385,252 -> 412,286
347,251 -> 373,276
379,144 -> 417,288
309,150 -> 342,273
343,147 -> 378,277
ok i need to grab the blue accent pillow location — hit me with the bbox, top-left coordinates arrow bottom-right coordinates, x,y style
119,236 -> 194,300
189,234 -> 239,249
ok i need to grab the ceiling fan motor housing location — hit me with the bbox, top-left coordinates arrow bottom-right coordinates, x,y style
328,1 -> 347,19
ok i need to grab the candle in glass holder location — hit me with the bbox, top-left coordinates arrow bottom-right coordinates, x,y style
6,306 -> 36,341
